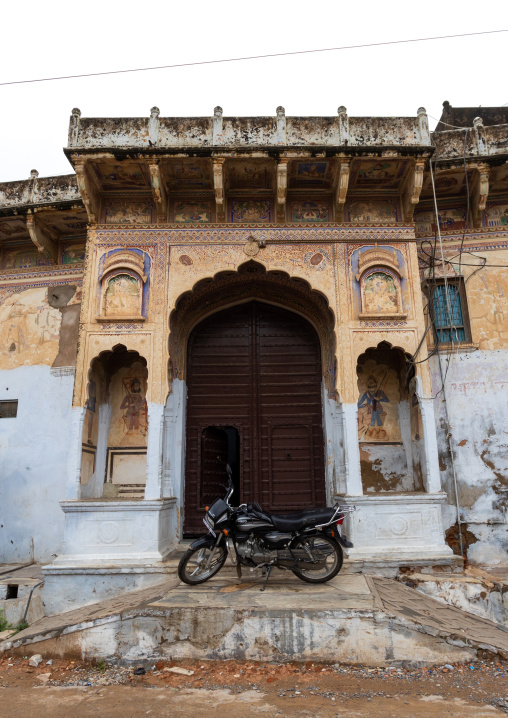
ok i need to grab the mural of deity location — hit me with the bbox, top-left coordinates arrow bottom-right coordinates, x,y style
349,200 -> 397,222
119,377 -> 148,437
231,200 -> 271,223
98,163 -> 146,188
358,374 -> 390,440
174,201 -> 211,223
292,200 -> 329,222
363,272 -> 398,313
295,162 -> 327,182
104,274 -> 140,317
104,200 -> 153,225
357,361 -> 401,443
486,203 -> 508,227
62,243 -> 86,264
356,161 -> 396,185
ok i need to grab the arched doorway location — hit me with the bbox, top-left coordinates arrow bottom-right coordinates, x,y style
184,300 -> 326,533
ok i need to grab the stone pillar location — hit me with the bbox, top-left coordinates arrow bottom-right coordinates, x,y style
341,403 -> 363,496
419,397 -> 443,494
65,406 -> 87,500
144,403 -> 165,499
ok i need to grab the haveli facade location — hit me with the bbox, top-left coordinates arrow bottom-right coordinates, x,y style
0,103 -> 507,604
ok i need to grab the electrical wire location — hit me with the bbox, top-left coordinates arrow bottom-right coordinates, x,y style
0,29 -> 507,87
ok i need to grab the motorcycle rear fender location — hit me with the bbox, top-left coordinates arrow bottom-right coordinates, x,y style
323,526 -> 354,549
189,534 -> 224,550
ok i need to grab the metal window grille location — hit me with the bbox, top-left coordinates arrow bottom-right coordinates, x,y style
0,400 -> 18,418
432,283 -> 466,343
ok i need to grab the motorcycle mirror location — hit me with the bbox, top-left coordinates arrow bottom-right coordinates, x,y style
226,463 -> 232,479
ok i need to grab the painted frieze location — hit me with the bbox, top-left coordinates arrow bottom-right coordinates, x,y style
230,199 -> 272,223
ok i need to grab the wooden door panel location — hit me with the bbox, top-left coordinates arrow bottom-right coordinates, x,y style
184,301 -> 325,533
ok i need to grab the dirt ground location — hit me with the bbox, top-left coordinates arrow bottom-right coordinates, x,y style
0,655 -> 507,717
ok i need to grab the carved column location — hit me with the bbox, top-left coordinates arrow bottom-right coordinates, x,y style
472,163 -> 489,228
418,397 -> 443,494
341,403 -> 363,496
144,403 -> 165,500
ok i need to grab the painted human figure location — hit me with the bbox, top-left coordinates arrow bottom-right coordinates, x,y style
85,379 -> 96,442
120,378 -> 147,434
358,375 -> 389,439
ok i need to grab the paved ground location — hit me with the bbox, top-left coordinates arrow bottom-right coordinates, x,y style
4,568 -> 507,658
0,654 -> 507,717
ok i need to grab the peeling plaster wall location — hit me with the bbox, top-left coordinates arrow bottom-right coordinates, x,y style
430,350 -> 508,565
0,365 -> 74,563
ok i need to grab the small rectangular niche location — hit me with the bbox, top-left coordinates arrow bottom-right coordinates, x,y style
0,400 -> 18,418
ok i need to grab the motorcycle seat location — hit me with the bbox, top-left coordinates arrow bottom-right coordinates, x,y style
269,507 -> 336,532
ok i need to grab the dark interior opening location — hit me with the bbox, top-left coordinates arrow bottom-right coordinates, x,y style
6,585 -> 18,599
201,426 -> 240,507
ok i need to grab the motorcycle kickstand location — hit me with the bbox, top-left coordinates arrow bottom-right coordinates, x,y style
260,565 -> 272,592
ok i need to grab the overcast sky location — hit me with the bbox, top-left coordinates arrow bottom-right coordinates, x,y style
1,0 -> 506,182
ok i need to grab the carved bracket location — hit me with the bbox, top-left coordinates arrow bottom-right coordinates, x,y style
472,163 -> 489,227
146,159 -> 168,222
403,159 -> 425,222
74,158 -> 100,224
276,159 -> 289,222
213,158 -> 226,221
334,160 -> 350,220
26,211 -> 58,262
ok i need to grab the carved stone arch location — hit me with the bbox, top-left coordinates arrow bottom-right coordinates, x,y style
169,260 -> 337,396
356,246 -> 406,319
98,250 -> 147,321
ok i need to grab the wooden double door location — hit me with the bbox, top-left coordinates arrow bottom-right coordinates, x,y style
184,301 -> 326,534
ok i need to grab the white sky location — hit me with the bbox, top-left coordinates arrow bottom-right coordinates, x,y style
1,0 -> 506,182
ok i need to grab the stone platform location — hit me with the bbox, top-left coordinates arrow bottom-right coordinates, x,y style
2,568 -> 507,666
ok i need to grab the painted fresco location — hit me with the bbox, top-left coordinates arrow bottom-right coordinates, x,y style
229,162 -> 271,189
96,163 -> 147,189
107,363 -> 148,447
174,201 -> 212,223
357,360 -> 401,442
1,248 -> 51,269
485,202 -> 508,227
363,272 -> 398,314
0,287 -> 61,369
414,207 -> 466,234
294,162 -> 328,185
291,200 -> 330,223
171,161 -> 209,187
351,160 -> 406,189
0,219 -> 27,239
62,243 -> 86,264
230,199 -> 271,223
348,199 -> 397,222
103,199 -> 153,225
104,274 -> 141,317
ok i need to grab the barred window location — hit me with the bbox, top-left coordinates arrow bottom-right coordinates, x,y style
431,281 -> 469,343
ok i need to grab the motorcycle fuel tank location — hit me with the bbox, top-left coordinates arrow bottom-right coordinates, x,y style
235,515 -> 273,532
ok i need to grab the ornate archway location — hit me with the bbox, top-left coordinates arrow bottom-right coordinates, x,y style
167,261 -> 337,534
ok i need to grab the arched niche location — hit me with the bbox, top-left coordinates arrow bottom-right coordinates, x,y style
168,260 -> 337,397
80,344 -> 148,499
355,246 -> 406,319
97,250 -> 147,321
356,341 -> 423,493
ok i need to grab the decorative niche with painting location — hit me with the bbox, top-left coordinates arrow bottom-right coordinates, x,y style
97,250 -> 148,322
356,246 -> 406,320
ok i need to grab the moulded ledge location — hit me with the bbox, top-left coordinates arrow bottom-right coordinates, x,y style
358,313 -> 408,320
95,315 -> 145,322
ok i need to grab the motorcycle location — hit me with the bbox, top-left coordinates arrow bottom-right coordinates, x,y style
178,465 -> 356,591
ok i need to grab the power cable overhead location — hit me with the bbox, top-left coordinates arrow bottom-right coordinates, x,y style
0,29 -> 506,86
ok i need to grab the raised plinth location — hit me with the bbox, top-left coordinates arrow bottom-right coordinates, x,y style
336,492 -> 454,565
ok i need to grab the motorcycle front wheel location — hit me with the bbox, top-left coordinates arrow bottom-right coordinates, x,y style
178,544 -> 227,585
291,534 -> 343,584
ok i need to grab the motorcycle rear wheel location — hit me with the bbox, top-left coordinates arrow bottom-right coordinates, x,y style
291,534 -> 343,584
178,544 -> 227,585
